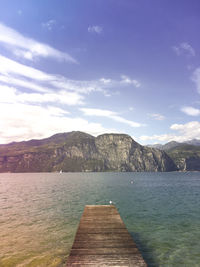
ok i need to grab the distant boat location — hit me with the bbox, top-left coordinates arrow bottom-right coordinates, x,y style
59,170 -> 63,174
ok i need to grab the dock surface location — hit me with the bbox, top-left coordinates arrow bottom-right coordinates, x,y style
66,205 -> 147,266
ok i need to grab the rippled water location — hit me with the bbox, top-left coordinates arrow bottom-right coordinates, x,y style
0,172 -> 200,266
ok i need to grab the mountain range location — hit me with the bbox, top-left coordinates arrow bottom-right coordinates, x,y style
0,131 -> 199,172
148,140 -> 200,171
0,131 -> 177,172
147,139 -> 200,150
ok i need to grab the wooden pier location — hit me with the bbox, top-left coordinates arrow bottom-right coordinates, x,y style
66,205 -> 147,266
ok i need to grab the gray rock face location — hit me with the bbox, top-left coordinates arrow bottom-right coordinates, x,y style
169,156 -> 200,171
0,131 -> 177,172
95,134 -> 176,172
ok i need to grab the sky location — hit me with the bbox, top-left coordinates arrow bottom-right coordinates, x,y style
0,0 -> 200,145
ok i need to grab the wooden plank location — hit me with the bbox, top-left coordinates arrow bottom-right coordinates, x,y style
66,205 -> 147,266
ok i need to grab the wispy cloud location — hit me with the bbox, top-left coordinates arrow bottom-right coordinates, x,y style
140,121 -> 200,143
148,113 -> 165,120
0,55 -> 140,96
80,108 -> 144,127
120,75 -> 141,87
98,75 -> 141,90
0,53 -> 144,143
88,25 -> 103,34
42,19 -> 56,31
0,55 -> 113,101
0,55 -> 141,110
0,84 -> 84,106
191,67 -> 200,94
0,22 -> 77,63
0,55 -> 96,106
172,42 -> 195,57
0,74 -> 50,93
0,55 -> 51,82
0,55 -> 119,143
181,106 -> 200,116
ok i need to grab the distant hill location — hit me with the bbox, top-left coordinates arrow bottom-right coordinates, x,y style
146,144 -> 163,150
0,131 -> 177,173
147,140 -> 200,171
166,144 -> 200,171
148,139 -> 200,151
147,141 -> 181,151
185,139 -> 200,146
161,141 -> 182,151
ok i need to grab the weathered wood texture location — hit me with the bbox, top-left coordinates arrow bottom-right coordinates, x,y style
66,205 -> 147,266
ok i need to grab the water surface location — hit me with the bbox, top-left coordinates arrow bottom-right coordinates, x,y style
0,172 -> 200,266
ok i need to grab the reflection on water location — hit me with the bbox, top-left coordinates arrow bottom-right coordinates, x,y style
0,172 -> 200,266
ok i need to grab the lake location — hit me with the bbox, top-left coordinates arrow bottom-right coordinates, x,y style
0,172 -> 200,266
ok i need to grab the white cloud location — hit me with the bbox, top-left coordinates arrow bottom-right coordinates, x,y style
0,54 -> 145,144
172,42 -> 195,57
21,91 -> 84,106
140,121 -> 200,143
80,108 -> 143,127
170,121 -> 200,140
42,20 -> 56,31
0,55 -> 105,94
0,55 -> 101,97
0,22 -> 77,63
99,78 -> 112,84
0,54 -> 53,81
88,25 -> 103,34
0,85 -> 17,103
0,55 -> 141,98
98,75 -> 141,89
0,74 -> 51,93
140,134 -> 175,143
181,42 -> 195,57
0,84 -> 84,106
181,106 -> 200,116
0,103 -> 116,144
121,75 -> 141,87
0,56 -> 86,106
148,113 -> 165,120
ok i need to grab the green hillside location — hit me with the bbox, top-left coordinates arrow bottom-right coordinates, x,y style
166,144 -> 200,171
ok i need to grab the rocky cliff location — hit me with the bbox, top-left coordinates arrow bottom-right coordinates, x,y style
0,131 -> 177,172
165,144 -> 200,171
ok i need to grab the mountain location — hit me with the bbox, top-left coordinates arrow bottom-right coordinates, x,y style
148,139 -> 200,151
0,131 -> 177,172
161,141 -> 183,151
185,139 -> 200,146
147,144 -> 163,149
147,141 -> 183,151
166,144 -> 200,171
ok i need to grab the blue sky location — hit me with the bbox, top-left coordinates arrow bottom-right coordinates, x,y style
0,0 -> 200,144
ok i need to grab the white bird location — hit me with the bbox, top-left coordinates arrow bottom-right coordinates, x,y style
109,200 -> 113,205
